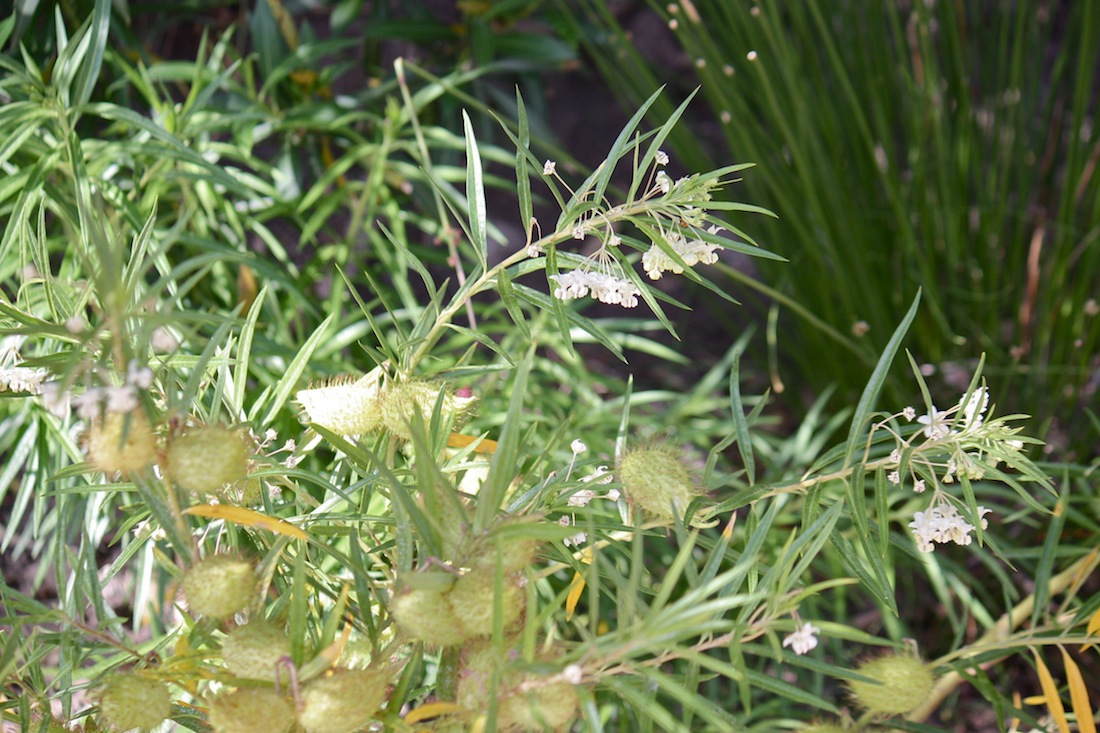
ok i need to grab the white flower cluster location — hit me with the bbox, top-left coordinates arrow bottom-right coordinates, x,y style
0,336 -> 49,394
909,502 -> 991,553
879,382 -> 1034,553
0,364 -> 50,394
539,150 -> 734,309
641,229 -> 721,280
550,270 -> 640,308
56,360 -> 154,419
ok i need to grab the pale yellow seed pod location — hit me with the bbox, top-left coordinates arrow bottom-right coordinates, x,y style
298,668 -> 389,733
296,371 -> 383,436
390,587 -> 467,646
182,555 -> 256,619
222,620 -> 290,681
166,424 -> 250,495
847,653 -> 935,716
617,443 -> 698,521
86,412 -> 157,475
96,673 -> 171,732
207,688 -> 293,733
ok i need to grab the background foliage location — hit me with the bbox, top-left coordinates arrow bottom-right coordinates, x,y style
1,1 -> 1098,732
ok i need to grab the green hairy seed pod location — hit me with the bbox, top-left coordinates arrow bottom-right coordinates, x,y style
206,688 -> 293,733
379,380 -> 477,440
87,412 -> 157,475
297,668 -> 389,733
391,587 -> 467,647
847,653 -> 936,716
222,620 -> 290,681
182,555 -> 257,619
616,443 -> 697,521
166,424 -> 250,495
447,570 -> 524,639
96,673 -> 172,732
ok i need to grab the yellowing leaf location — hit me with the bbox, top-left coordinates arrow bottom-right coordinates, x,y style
183,504 -> 308,541
1032,648 -> 1070,733
1086,606 -> 1100,651
565,571 -> 585,621
405,702 -> 468,723
447,432 -> 498,454
1060,647 -> 1097,733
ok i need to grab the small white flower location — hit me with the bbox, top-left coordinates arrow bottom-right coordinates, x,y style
641,231 -> 721,280
126,360 -> 153,390
543,160 -> 556,176
608,233 -> 622,247
887,471 -> 900,485
917,406 -> 951,440
580,465 -> 613,484
65,315 -> 85,334
606,488 -> 621,501
526,243 -> 542,258
572,223 -> 586,240
782,622 -> 820,655
151,326 -> 179,353
889,449 -> 901,464
567,489 -> 596,508
562,664 -> 583,685
913,479 -> 926,493
655,150 -> 669,166
656,171 -> 672,194
564,530 -> 587,547
903,406 -> 917,421
40,382 -> 69,417
571,439 -> 588,454
104,384 -> 139,413
958,386 -> 988,432
71,389 -> 104,419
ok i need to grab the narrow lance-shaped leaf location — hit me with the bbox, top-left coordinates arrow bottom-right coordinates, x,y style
844,289 -> 921,468
462,110 -> 489,272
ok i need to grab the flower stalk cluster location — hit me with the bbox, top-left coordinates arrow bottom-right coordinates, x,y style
538,150 -> 741,309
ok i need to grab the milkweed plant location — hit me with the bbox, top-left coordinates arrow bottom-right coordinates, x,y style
1,8 -> 1097,733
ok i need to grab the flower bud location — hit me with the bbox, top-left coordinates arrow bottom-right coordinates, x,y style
182,555 -> 257,619
391,587 -> 466,647
847,652 -> 935,716
222,620 -> 290,681
616,443 -> 697,520
296,373 -> 382,436
96,673 -> 171,732
207,688 -> 293,733
298,668 -> 389,733
86,412 -> 157,475
167,424 -> 250,495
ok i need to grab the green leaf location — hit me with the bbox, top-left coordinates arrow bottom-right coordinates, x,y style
259,313 -> 335,425
843,289 -> 921,468
462,110 -> 489,272
514,89 -> 533,232
72,0 -> 111,108
728,348 -> 755,485
475,348 -> 532,529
